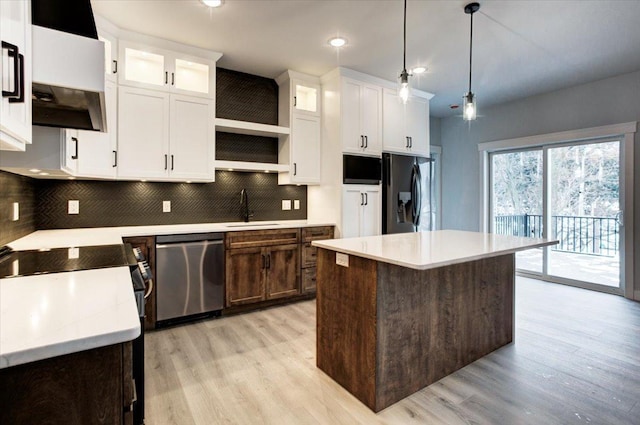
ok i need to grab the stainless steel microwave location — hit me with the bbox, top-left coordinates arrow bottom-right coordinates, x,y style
343,154 -> 382,185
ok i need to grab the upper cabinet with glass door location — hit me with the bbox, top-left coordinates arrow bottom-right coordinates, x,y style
118,40 -> 217,99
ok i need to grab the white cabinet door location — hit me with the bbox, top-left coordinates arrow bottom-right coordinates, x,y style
0,0 -> 32,150
98,30 -> 118,83
406,96 -> 429,157
117,86 -> 170,179
292,79 -> 320,117
382,88 -> 408,153
290,114 -> 320,184
361,84 -> 382,155
341,79 -> 363,154
169,95 -> 214,180
361,187 -> 381,237
119,41 -> 215,99
76,81 -> 118,178
342,187 -> 363,239
62,129 -> 79,175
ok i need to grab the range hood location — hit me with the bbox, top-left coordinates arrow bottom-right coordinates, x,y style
31,0 -> 106,132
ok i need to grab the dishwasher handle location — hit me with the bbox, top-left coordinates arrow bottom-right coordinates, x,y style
156,240 -> 223,249
156,232 -> 224,244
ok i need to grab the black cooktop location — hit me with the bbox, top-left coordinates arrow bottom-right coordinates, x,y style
0,244 -> 136,279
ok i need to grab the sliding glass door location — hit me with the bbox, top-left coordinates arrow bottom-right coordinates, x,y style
490,139 -> 622,293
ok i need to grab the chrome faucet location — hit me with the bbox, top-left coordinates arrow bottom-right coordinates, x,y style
240,188 -> 254,222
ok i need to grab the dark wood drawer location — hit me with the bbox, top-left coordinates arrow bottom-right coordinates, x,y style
302,242 -> 319,268
301,226 -> 334,242
302,266 -> 317,293
226,228 -> 300,249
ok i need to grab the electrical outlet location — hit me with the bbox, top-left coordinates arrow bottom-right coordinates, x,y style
282,200 -> 292,210
12,202 -> 19,221
68,200 -> 79,215
294,200 -> 300,210
163,201 -> 171,213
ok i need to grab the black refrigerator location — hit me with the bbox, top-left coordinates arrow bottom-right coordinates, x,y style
382,152 -> 434,234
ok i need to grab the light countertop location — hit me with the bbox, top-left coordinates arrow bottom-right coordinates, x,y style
0,267 -> 140,369
8,220 -> 334,250
312,230 -> 558,270
1,220 -> 333,369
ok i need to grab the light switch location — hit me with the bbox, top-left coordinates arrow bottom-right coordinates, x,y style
12,202 -> 19,221
282,200 -> 292,210
294,200 -> 300,210
68,200 -> 79,214
163,201 -> 171,213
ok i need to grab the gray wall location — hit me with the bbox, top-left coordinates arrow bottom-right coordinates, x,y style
439,69 -> 640,298
430,116 -> 442,147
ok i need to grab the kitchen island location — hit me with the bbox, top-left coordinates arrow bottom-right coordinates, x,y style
312,230 -> 557,412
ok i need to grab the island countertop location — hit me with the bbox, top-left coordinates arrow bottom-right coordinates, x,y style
312,230 -> 557,270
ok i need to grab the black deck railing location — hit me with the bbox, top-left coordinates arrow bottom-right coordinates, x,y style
494,214 -> 619,257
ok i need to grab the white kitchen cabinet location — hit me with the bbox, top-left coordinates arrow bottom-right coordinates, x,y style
0,0 -> 32,150
117,86 -> 214,181
341,78 -> 382,156
75,80 -> 118,178
382,88 -> 430,157
276,70 -> 321,185
342,185 -> 381,238
118,40 -> 216,99
98,30 -> 118,83
168,94 -> 214,180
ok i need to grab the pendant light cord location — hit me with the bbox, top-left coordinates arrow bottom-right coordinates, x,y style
468,10 -> 473,92
403,0 -> 407,71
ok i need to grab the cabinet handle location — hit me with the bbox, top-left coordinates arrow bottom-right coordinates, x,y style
293,162 -> 297,176
293,96 -> 297,107
360,193 -> 364,206
409,137 -> 413,148
165,71 -> 168,84
164,154 -> 168,170
261,254 -> 266,269
365,192 -> 368,206
113,150 -> 117,167
359,135 -> 363,148
112,60 -> 118,74
406,136 -> 410,148
171,155 -> 174,170
1,41 -> 20,99
71,137 -> 79,160
10,53 -> 25,103
171,72 -> 175,86
266,254 -> 271,269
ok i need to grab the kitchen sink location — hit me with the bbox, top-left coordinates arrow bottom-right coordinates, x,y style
225,223 -> 280,228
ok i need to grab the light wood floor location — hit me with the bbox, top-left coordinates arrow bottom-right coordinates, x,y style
144,277 -> 640,424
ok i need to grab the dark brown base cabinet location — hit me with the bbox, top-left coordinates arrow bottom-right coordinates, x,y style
301,226 -> 334,294
0,342 -> 134,425
225,229 -> 301,307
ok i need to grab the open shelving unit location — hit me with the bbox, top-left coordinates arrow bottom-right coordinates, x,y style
214,160 -> 288,173
214,118 -> 289,138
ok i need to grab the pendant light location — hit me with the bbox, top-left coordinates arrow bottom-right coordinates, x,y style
463,2 -> 480,121
398,0 -> 410,104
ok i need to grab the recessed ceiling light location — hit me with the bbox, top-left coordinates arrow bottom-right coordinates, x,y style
202,0 -> 223,7
29,168 -> 41,173
412,67 -> 427,74
328,37 -> 347,48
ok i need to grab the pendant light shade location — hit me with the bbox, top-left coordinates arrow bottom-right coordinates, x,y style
463,2 -> 480,121
398,0 -> 410,104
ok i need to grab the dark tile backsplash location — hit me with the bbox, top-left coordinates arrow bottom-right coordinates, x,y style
0,170 -> 36,245
216,68 -> 278,125
215,132 -> 278,163
35,171 -> 307,229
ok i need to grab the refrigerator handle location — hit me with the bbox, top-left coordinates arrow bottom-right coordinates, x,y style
411,164 -> 422,227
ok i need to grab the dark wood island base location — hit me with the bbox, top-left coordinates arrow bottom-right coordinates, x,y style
316,248 -> 515,412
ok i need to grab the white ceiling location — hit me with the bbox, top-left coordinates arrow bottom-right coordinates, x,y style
91,0 -> 640,118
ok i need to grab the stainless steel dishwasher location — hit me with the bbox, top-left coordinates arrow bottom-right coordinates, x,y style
156,232 -> 224,324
